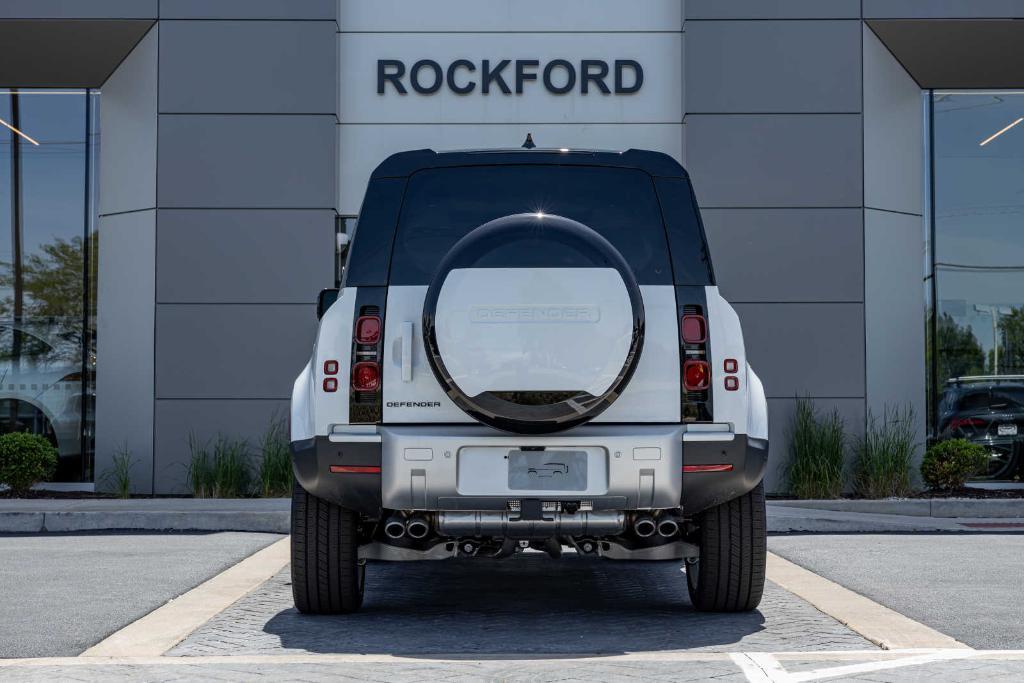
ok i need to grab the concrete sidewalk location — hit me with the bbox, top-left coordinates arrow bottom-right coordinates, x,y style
1,497 -> 1023,534
767,503 -> 1024,533
0,498 -> 290,533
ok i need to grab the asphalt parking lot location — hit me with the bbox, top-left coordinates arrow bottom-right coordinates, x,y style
4,530 -> 1024,682
0,532 -> 283,658
769,533 -> 1024,650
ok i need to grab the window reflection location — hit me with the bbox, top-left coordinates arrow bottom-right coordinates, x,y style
932,91 -> 1024,481
0,89 -> 98,483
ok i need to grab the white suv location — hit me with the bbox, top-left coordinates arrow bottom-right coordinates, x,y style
290,148 -> 769,614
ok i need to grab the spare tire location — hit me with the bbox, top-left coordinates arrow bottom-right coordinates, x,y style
422,213 -> 644,434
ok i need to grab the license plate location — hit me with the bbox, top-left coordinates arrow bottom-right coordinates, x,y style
998,423 -> 1018,436
508,450 -> 587,491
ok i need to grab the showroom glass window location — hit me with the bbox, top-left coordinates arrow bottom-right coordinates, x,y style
0,89 -> 98,483
930,91 -> 1024,480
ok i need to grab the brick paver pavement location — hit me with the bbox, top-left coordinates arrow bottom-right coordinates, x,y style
171,553 -> 872,656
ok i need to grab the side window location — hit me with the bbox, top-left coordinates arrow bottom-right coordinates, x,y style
342,178 -> 406,288
654,177 -> 715,286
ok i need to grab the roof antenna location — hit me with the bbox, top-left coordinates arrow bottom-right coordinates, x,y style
521,132 -> 536,149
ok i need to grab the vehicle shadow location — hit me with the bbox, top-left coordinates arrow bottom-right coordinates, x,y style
263,553 -> 769,656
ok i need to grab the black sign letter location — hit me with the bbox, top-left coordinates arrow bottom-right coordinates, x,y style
614,59 -> 643,94
446,59 -> 477,94
482,59 -> 511,94
515,59 -> 540,94
581,60 -> 611,95
377,59 -> 407,94
543,59 -> 576,94
410,59 -> 443,94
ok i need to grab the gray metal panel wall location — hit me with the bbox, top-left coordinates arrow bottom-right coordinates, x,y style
862,26 -> 927,478
151,10 -> 339,493
95,27 -> 158,494
684,11 -> 867,494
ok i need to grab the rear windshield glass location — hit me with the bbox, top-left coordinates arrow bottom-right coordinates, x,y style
389,165 -> 673,285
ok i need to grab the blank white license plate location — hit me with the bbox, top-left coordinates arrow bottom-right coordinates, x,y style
998,423 -> 1018,436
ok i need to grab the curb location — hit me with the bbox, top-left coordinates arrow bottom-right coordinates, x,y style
0,511 -> 289,534
770,497 -> 1024,519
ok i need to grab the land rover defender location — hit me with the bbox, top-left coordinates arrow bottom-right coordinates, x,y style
290,148 -> 769,614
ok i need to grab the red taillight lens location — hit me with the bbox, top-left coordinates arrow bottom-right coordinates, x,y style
725,376 -> 739,391
323,377 -> 338,392
683,360 -> 710,391
352,361 -> 380,391
355,316 -> 382,344
950,417 -> 985,431
681,315 -> 707,344
323,360 -> 339,375
724,358 -> 738,374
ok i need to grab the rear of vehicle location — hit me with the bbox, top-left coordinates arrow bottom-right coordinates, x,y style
290,149 -> 769,614
938,377 -> 1024,480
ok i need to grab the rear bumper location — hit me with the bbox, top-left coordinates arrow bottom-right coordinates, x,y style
292,424 -> 767,518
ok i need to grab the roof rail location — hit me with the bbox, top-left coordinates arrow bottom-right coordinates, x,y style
946,375 -> 1024,385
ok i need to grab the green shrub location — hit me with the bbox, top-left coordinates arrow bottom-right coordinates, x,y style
0,432 -> 58,496
258,417 -> 292,497
921,439 -> 988,490
188,433 -> 252,498
786,397 -> 846,499
852,405 -> 918,498
100,442 -> 137,499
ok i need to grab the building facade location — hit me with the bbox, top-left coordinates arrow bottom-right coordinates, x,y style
1,1 -> 1022,493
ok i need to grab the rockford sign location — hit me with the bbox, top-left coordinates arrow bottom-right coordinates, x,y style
377,58 -> 643,95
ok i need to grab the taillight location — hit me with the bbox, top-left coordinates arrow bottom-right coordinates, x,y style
323,377 -> 338,392
323,360 -> 339,375
950,417 -> 985,431
355,315 -> 381,344
681,315 -> 707,344
352,361 -> 381,391
683,360 -> 710,391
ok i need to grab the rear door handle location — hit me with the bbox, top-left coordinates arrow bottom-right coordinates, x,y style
401,321 -> 413,382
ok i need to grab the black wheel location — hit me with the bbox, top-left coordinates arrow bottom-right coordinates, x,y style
291,481 -> 364,614
686,482 -> 766,612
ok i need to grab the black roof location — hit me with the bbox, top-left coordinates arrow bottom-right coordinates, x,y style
369,148 -> 689,180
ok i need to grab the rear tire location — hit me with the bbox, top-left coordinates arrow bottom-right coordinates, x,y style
291,481 -> 364,614
686,482 -> 766,612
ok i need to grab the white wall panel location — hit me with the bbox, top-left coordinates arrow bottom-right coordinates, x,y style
338,122 -> 683,214
340,0 -> 681,32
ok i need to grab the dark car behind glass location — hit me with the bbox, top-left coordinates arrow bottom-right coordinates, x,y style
938,377 -> 1024,480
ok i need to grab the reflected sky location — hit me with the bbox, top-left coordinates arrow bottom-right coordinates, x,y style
933,91 -> 1024,357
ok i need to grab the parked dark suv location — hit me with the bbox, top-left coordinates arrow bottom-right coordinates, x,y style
937,376 -> 1024,480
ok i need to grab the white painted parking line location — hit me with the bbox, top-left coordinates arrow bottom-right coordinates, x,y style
80,537 -> 290,657
731,653 -> 792,682
766,552 -> 970,650
788,649 -> 979,682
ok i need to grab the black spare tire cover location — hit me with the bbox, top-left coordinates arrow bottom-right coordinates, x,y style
422,213 -> 645,434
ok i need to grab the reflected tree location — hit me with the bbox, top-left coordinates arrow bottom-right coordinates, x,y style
935,312 -> 986,382
997,306 -> 1024,376
0,235 -> 96,362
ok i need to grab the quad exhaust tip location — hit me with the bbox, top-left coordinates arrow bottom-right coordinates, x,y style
657,516 -> 680,538
405,516 -> 431,540
633,514 -> 657,538
384,516 -> 407,540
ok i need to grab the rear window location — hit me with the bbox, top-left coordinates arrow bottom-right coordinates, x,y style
389,165 -> 674,285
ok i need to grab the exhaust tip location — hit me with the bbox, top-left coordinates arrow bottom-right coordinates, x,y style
634,515 -> 656,538
657,518 -> 679,537
384,519 -> 407,540
406,517 -> 430,540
